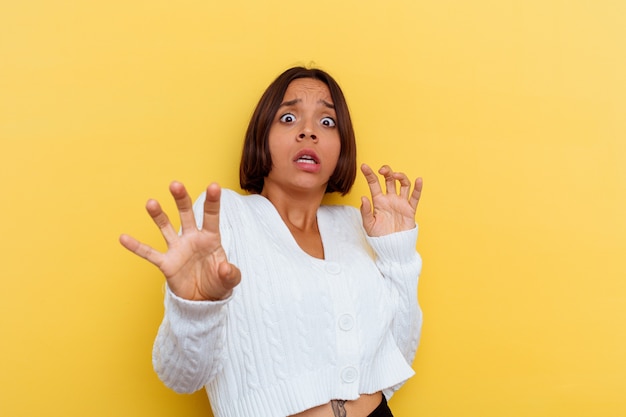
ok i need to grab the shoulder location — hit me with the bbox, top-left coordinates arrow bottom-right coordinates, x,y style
320,203 -> 362,228
191,188 -> 254,229
192,188 -> 251,209
320,203 -> 359,216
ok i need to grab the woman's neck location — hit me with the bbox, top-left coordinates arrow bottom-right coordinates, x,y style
260,183 -> 326,259
260,184 -> 324,232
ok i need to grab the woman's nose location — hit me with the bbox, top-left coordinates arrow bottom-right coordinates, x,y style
297,122 -> 318,141
298,132 -> 317,141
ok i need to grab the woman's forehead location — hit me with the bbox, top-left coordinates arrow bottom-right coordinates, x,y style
283,78 -> 332,101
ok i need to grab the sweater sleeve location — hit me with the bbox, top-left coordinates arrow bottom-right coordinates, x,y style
366,226 -> 423,368
152,284 -> 232,393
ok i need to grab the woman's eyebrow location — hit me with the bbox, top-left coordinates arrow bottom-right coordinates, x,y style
320,100 -> 335,109
279,98 -> 300,108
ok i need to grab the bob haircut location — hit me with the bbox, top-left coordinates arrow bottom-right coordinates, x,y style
239,66 -> 357,195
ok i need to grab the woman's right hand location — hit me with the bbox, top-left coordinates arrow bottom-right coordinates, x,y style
119,181 -> 241,301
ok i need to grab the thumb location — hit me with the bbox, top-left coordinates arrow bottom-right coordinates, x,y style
218,262 -> 241,290
360,196 -> 374,231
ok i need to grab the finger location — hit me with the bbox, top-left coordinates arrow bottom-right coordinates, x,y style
409,177 -> 423,211
204,262 -> 241,301
359,196 -> 374,232
119,233 -> 164,266
169,181 -> 196,233
202,183 -> 222,235
379,165 -> 397,194
394,171 -> 412,200
361,163 -> 383,199
145,199 -> 179,244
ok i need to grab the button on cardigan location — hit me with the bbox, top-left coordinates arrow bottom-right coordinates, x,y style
152,189 -> 423,417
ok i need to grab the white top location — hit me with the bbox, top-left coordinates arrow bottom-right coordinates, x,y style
152,189 -> 423,417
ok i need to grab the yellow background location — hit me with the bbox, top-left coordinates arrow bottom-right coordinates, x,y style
1,0 -> 625,416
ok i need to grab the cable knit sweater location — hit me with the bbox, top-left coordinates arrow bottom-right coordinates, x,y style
152,189 -> 423,417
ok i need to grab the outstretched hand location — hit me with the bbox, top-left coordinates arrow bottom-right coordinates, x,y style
119,182 -> 240,301
360,164 -> 423,237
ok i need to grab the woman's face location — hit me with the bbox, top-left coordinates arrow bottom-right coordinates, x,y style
263,78 -> 341,195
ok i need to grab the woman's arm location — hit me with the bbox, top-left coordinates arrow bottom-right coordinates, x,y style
152,286 -> 232,393
367,228 -> 423,365
359,163 -> 424,364
120,182 -> 241,391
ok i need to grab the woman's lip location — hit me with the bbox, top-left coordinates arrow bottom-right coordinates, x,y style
294,159 -> 322,173
293,149 -> 321,172
293,148 -> 320,163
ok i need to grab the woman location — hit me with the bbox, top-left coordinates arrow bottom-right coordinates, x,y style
120,66 -> 424,417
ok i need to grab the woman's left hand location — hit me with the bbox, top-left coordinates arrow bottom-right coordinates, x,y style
360,163 -> 423,237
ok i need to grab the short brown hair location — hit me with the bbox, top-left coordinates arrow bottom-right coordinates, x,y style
239,67 -> 357,195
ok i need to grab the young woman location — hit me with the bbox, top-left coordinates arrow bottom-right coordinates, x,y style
120,67 -> 424,417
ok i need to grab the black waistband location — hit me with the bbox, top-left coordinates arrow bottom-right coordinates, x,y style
367,395 -> 393,417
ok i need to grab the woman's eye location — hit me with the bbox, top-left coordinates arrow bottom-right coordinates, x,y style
280,113 -> 296,123
321,117 -> 336,127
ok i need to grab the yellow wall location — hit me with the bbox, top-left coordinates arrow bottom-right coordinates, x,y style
1,1 -> 625,416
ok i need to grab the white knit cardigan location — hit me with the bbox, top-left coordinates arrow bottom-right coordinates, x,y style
152,189 -> 423,417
